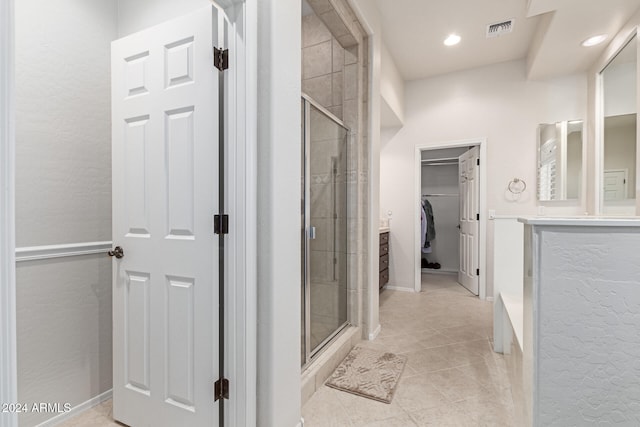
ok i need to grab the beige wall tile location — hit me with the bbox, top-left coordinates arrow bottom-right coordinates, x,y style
327,105 -> 342,120
332,39 -> 344,72
319,10 -> 349,38
345,45 -> 358,65
303,74 -> 332,107
332,71 -> 343,107
303,41 -> 332,79
302,14 -> 332,48
344,63 -> 358,100
307,0 -> 332,15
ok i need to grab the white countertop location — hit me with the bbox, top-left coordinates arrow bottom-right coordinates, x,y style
518,216 -> 640,227
379,227 -> 390,233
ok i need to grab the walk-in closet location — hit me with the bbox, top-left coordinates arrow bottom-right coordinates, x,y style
420,146 -> 480,295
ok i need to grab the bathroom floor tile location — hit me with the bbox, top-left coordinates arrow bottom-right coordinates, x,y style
303,273 -> 517,426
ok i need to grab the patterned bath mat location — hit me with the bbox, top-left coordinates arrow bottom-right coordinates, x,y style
325,346 -> 407,404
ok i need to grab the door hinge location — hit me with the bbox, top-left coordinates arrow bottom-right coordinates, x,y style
476,158 -> 480,166
476,268 -> 480,276
214,214 -> 229,235
214,47 -> 229,71
476,213 -> 480,221
214,378 -> 229,401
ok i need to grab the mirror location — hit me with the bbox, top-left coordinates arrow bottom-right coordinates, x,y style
601,35 -> 637,214
537,120 -> 583,201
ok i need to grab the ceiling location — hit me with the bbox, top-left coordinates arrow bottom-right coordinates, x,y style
373,0 -> 640,81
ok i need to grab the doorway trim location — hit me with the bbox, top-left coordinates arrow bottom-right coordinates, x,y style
0,1 -> 256,426
414,138 -> 487,299
0,0 -> 17,425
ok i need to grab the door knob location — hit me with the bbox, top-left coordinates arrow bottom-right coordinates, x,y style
108,246 -> 124,259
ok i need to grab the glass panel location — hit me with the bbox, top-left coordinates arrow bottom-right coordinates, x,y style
307,104 -> 348,353
602,35 -> 637,214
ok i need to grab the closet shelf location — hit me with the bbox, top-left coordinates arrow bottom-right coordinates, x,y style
421,157 -> 458,163
422,193 -> 459,197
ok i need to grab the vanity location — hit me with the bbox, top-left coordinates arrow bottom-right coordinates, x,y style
497,217 -> 640,425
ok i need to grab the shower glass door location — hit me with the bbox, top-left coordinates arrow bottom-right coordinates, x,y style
302,95 -> 349,366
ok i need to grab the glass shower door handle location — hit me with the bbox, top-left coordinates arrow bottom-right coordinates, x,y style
309,226 -> 317,240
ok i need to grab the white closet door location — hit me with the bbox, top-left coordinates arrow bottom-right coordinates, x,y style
111,7 -> 220,427
458,147 -> 479,295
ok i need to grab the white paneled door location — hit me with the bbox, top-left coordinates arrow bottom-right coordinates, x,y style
458,147 -> 479,295
603,169 -> 627,201
111,7 -> 220,427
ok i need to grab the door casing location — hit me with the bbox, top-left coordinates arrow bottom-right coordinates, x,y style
414,138 -> 487,299
0,1 -> 257,426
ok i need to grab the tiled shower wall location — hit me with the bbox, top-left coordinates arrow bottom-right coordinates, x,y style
301,0 -> 371,402
303,14 -> 343,119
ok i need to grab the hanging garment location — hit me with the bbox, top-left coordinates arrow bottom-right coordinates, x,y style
421,204 -> 432,254
423,199 -> 436,242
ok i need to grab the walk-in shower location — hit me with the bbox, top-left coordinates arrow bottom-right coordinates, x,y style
301,95 -> 349,366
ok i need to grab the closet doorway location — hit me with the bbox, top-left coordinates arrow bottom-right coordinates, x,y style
414,139 -> 487,299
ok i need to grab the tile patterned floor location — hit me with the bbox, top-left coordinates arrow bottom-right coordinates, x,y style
57,400 -> 119,427
302,273 -> 516,426
60,274 -> 514,427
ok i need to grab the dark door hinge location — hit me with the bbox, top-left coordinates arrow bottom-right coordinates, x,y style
476,213 -> 480,221
476,268 -> 480,276
214,47 -> 229,71
214,214 -> 229,235
476,158 -> 480,166
214,378 -> 229,401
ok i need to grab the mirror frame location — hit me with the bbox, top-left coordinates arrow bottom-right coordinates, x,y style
536,120 -> 586,203
596,28 -> 639,216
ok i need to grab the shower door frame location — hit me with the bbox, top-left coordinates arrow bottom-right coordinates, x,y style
301,94 -> 350,367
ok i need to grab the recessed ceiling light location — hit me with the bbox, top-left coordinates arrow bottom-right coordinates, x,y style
444,34 -> 461,46
581,34 -> 607,47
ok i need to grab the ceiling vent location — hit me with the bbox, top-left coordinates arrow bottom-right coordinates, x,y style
486,19 -> 514,38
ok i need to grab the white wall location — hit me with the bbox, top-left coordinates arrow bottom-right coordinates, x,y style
380,42 -> 404,125
380,60 -> 587,293
117,0 -> 210,37
15,1 -> 117,425
256,0 -> 302,425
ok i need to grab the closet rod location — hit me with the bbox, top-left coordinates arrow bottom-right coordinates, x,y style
421,157 -> 458,163
422,162 -> 457,166
422,193 -> 459,197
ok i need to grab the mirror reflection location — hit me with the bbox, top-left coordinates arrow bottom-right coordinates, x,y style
601,35 -> 637,213
537,120 -> 583,201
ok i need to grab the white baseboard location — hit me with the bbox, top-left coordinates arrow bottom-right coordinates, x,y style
368,323 -> 381,340
36,389 -> 112,427
384,285 -> 416,293
486,296 -> 494,302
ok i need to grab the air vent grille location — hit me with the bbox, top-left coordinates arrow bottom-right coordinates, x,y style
486,19 -> 514,38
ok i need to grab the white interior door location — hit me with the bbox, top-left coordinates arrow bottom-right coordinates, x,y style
603,169 -> 627,200
111,7 -> 220,427
458,147 -> 479,295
